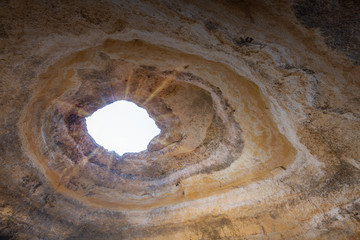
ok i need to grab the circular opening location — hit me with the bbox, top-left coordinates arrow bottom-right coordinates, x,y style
86,100 -> 160,155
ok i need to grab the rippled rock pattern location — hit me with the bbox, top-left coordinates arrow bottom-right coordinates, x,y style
0,0 -> 359,239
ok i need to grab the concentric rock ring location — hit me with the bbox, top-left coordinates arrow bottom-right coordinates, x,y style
19,39 -> 294,209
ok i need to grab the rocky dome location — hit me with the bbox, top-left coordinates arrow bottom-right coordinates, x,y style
0,0 -> 359,239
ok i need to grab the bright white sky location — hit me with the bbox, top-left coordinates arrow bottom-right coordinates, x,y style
86,100 -> 160,155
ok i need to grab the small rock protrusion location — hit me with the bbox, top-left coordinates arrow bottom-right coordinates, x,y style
233,37 -> 254,47
204,21 -> 219,32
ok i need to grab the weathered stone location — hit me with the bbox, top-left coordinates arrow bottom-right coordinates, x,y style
0,0 -> 359,239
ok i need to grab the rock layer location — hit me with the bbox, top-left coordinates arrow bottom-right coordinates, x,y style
0,0 -> 359,239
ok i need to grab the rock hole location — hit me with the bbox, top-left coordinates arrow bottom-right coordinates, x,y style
86,100 -> 160,155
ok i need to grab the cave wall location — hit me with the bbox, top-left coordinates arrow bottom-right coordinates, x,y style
0,0 -> 359,239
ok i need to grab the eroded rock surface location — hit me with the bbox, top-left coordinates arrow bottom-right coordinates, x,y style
0,0 -> 359,239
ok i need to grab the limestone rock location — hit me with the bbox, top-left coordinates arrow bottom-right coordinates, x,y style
0,0 -> 359,239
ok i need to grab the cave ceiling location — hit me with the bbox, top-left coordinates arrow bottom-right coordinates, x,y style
0,0 -> 359,239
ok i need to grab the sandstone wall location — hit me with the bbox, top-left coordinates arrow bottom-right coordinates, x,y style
0,0 -> 359,239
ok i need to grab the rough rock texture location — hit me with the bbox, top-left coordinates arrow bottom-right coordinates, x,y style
0,0 -> 359,239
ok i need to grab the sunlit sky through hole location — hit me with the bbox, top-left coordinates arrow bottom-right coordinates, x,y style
86,100 -> 160,155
